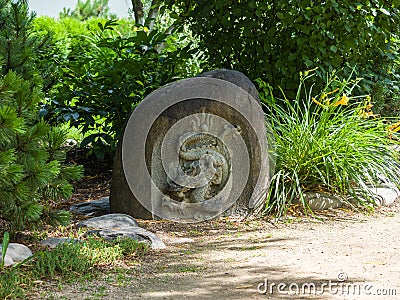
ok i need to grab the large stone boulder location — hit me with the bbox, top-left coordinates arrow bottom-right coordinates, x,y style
110,69 -> 272,221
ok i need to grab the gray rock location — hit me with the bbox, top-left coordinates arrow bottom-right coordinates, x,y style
40,237 -> 79,249
303,182 -> 400,211
300,193 -> 346,210
197,69 -> 261,103
3,254 -> 13,266
76,214 -> 165,249
352,183 -> 400,206
70,197 -> 110,217
0,243 -> 32,266
77,213 -> 139,230
368,184 -> 399,206
110,69 -> 272,221
85,227 -> 166,249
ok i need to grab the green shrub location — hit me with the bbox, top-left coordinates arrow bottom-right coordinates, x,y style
32,16 -> 137,93
260,71 -> 400,216
42,19 -> 196,158
165,0 -> 400,98
0,71 -> 83,230
0,0 -> 83,231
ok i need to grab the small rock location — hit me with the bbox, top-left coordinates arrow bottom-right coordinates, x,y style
2,255 -> 13,266
40,237 -> 79,249
77,213 -> 139,229
298,193 -> 345,210
0,243 -> 32,266
85,227 -> 166,249
70,197 -> 110,217
77,213 -> 166,249
367,184 -> 400,206
351,183 -> 400,207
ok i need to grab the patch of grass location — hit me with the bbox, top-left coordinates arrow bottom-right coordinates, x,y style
0,237 -> 148,299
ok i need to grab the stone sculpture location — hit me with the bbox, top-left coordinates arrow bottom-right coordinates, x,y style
110,69 -> 273,222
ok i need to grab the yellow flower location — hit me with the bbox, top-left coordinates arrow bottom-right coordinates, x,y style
326,88 -> 339,96
389,122 -> 400,133
333,94 -> 349,106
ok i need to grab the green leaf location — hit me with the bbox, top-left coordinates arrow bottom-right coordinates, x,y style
248,1 -> 257,9
327,32 -> 335,39
379,8 -> 390,16
276,12 -> 284,19
1,232 -> 10,268
305,59 -> 313,67
330,45 -> 338,53
80,134 -> 96,148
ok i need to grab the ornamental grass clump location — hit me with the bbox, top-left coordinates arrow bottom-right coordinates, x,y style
260,71 -> 400,216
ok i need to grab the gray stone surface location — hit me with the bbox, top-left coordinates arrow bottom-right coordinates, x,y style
77,214 -> 165,249
369,184 -> 399,206
0,243 -> 32,266
85,227 -> 166,249
354,183 -> 400,206
70,197 -> 110,217
77,213 -> 139,229
301,193 -> 346,210
40,237 -> 79,249
110,69 -> 271,221
303,183 -> 400,211
197,69 -> 261,103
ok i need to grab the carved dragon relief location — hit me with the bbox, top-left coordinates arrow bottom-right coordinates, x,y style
161,113 -> 241,220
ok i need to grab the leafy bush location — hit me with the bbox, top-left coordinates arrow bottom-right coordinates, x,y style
260,71 -> 400,216
165,0 -> 400,98
41,19 -> 196,158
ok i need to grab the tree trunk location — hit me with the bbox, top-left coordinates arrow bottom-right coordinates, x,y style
130,0 -> 144,25
145,0 -> 161,30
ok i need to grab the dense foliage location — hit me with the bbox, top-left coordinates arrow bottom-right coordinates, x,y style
164,0 -> 400,98
0,0 -> 82,231
0,0 -> 398,226
36,16 -> 196,158
261,72 -> 400,216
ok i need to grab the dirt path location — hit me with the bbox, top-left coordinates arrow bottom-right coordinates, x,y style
41,206 -> 400,300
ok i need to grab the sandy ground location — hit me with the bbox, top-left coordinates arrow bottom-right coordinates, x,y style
37,204 -> 400,300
